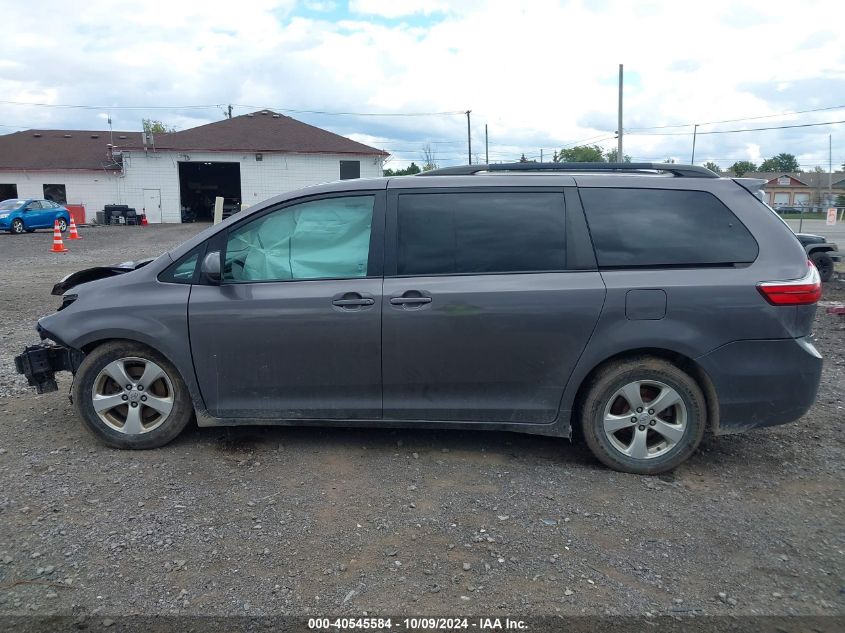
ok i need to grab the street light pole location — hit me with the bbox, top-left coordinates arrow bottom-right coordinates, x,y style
485,124 -> 489,165
466,110 -> 472,165
691,124 -> 698,164
617,64 -> 623,162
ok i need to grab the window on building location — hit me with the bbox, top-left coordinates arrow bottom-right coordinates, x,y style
340,160 -> 361,180
773,192 -> 790,207
580,188 -> 758,268
43,184 -> 67,204
0,184 -> 17,200
793,192 -> 810,207
223,195 -> 374,282
397,192 -> 567,276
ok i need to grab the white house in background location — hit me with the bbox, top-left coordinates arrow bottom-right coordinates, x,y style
0,110 -> 388,223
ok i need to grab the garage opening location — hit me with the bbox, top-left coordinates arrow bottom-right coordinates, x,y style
0,184 -> 18,200
178,161 -> 241,222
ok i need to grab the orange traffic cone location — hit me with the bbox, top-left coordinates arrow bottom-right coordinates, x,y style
51,219 -> 68,253
68,216 -> 82,240
140,214 -> 149,226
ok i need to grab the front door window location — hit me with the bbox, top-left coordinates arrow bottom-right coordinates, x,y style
224,195 -> 374,282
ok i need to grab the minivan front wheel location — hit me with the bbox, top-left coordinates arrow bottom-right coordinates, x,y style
580,357 -> 706,474
72,342 -> 194,449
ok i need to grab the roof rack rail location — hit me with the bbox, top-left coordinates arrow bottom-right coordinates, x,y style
417,162 -> 720,179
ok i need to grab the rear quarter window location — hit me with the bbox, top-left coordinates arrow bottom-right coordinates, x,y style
580,188 -> 758,267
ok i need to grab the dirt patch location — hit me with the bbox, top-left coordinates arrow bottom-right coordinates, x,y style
0,225 -> 842,619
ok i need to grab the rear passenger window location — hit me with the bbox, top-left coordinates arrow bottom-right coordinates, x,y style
580,188 -> 758,267
397,192 -> 566,275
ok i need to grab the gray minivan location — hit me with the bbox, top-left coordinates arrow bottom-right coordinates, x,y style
15,163 -> 823,474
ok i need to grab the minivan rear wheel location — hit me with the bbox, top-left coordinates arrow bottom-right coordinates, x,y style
72,341 -> 194,449
580,357 -> 706,475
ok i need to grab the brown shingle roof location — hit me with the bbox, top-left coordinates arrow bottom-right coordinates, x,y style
735,171 -> 845,188
0,129 -> 133,170
0,111 -> 387,170
126,110 -> 387,155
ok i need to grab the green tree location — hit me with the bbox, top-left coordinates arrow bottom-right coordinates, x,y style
142,119 -> 175,134
383,162 -> 421,177
554,145 -> 605,163
519,153 -> 529,163
702,161 -> 721,173
758,153 -> 800,173
729,160 -> 758,177
605,149 -> 632,163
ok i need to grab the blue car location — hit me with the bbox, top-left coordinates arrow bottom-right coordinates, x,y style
0,199 -> 71,234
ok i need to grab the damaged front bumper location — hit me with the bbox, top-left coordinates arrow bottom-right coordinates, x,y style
14,344 -> 83,394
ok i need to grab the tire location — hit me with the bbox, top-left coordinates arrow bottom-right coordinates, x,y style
11,219 -> 24,234
72,341 -> 194,449
580,356 -> 706,475
57,217 -> 68,232
810,251 -> 834,282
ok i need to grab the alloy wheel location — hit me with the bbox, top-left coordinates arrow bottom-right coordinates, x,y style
602,380 -> 687,460
91,357 -> 174,434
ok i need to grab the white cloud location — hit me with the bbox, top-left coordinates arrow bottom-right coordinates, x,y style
1,0 -> 843,170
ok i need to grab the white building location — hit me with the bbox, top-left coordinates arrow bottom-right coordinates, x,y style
0,110 -> 387,223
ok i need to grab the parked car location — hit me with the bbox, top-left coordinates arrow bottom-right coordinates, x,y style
0,198 -> 71,234
796,233 -> 840,282
14,163 -> 823,474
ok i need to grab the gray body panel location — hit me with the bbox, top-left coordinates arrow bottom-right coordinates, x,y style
188,278 -> 383,419
382,272 -> 605,423
32,170 -> 822,439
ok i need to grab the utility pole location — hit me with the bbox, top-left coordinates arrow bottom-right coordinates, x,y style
540,149 -> 543,162
829,134 -> 833,206
617,64 -> 623,163
691,124 -> 698,164
466,110 -> 472,165
485,124 -> 489,165
227,105 -> 233,119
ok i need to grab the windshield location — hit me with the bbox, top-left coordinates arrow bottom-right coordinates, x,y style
0,199 -> 25,210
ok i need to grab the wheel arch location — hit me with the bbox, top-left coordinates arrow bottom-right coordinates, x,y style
569,347 -> 720,435
76,334 -> 206,413
807,245 -> 836,254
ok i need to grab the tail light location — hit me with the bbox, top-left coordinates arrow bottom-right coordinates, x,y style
757,260 -> 822,305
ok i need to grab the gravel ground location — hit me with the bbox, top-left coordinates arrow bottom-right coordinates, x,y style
0,224 -> 843,623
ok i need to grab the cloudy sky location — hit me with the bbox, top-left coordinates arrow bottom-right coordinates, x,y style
2,0 -> 844,170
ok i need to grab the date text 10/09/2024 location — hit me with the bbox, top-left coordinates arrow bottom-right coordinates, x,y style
308,618 -> 529,630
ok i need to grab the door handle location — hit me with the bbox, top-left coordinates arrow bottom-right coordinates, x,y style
332,292 -> 375,310
333,298 -> 375,307
389,296 -> 432,305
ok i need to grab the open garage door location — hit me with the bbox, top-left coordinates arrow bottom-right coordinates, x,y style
178,161 -> 241,222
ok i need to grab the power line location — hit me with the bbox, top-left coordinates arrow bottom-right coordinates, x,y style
625,103 -> 845,131
628,119 -> 845,137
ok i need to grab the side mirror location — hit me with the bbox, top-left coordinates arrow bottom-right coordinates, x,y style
201,251 -> 222,284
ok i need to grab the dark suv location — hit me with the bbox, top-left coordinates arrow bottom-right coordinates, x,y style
15,163 -> 823,474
